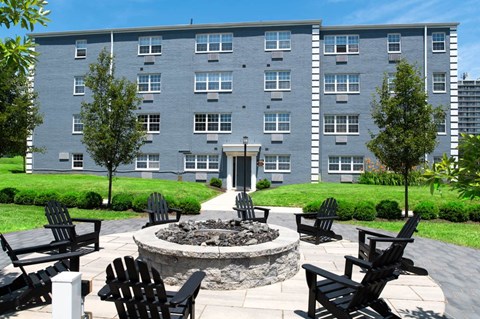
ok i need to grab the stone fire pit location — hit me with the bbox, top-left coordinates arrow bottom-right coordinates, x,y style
133,220 -> 300,290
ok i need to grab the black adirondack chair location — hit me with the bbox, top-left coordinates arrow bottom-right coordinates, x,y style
0,234 -> 90,314
295,197 -> 342,244
302,239 -> 413,319
233,192 -> 270,223
357,213 -> 427,275
143,192 -> 182,228
44,200 -> 102,251
98,256 -> 205,319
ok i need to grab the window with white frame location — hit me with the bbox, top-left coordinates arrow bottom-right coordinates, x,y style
75,40 -> 87,58
138,36 -> 162,55
324,115 -> 359,134
433,73 -> 446,93
136,154 -> 160,170
432,32 -> 446,52
328,156 -> 364,173
74,76 -> 85,95
264,155 -> 291,172
138,114 -> 160,133
196,33 -> 233,52
137,74 -> 161,93
435,115 -> 446,134
194,113 -> 232,133
387,73 -> 396,93
324,74 -> 359,93
72,153 -> 83,169
324,35 -> 359,54
184,154 -> 219,171
72,114 -> 83,133
387,34 -> 401,53
264,71 -> 291,91
195,72 -> 232,92
264,113 -> 290,133
265,31 -> 291,51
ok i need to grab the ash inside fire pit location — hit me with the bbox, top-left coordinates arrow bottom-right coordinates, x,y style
155,219 -> 279,246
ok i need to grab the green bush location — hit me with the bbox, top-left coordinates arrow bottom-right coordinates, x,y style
337,200 -> 355,221
132,194 -> 149,212
111,193 -> 134,211
413,201 -> 439,220
354,201 -> 377,221
439,201 -> 469,222
14,190 -> 37,205
256,178 -> 271,190
376,200 -> 402,220
302,200 -> 322,213
164,195 -> 179,209
466,203 -> 480,222
176,197 -> 201,215
59,192 -> 79,208
34,191 -> 60,206
209,177 -> 222,188
77,191 -> 103,209
0,187 -> 19,203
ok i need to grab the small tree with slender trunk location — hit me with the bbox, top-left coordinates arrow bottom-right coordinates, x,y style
367,60 -> 445,215
81,49 -> 145,206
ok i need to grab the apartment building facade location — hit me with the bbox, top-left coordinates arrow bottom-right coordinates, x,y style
29,20 -> 458,190
458,80 -> 480,135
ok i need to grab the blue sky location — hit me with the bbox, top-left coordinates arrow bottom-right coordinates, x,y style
2,0 -> 479,78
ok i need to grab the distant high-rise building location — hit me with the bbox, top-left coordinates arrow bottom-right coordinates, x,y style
458,80 -> 480,135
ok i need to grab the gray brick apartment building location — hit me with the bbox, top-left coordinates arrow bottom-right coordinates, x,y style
28,20 -> 459,191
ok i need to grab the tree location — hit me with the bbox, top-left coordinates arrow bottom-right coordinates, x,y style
367,60 -> 445,215
81,49 -> 145,206
0,0 -> 50,73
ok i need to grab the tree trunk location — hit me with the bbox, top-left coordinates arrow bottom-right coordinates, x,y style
404,170 -> 409,218
107,168 -> 113,207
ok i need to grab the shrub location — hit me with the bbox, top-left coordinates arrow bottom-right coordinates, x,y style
302,200 -> 322,213
0,187 -> 19,203
132,194 -> 149,212
111,193 -> 134,211
354,201 -> 377,221
466,203 -> 480,222
164,195 -> 179,209
209,177 -> 222,188
256,178 -> 271,190
413,201 -> 439,220
337,200 -> 355,221
34,191 -> 60,206
376,200 -> 402,220
77,191 -> 103,209
176,197 -> 201,215
59,192 -> 79,208
439,201 -> 469,222
14,190 -> 37,205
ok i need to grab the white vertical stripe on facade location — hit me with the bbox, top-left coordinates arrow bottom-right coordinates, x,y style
311,24 -> 321,182
26,40 -> 35,174
449,27 -> 459,159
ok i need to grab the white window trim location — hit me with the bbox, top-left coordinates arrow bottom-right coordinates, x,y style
264,70 -> 291,91
324,74 -> 360,94
195,33 -> 233,53
387,33 -> 401,53
193,113 -> 232,133
432,32 -> 446,53
138,114 -> 160,133
135,154 -> 160,171
432,72 -> 447,93
72,153 -> 83,170
72,114 -> 83,134
264,112 -> 291,133
323,115 -> 359,135
73,76 -> 85,96
328,156 -> 364,173
324,34 -> 360,55
75,40 -> 87,58
264,30 -> 291,51
137,74 -> 161,93
194,72 -> 233,93
138,36 -> 162,55
184,154 -> 220,172
264,155 -> 291,173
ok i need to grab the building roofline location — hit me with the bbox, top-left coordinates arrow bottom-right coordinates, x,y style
321,22 -> 459,31
29,19 -> 322,38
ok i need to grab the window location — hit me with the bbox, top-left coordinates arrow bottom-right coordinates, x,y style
328,156 -> 364,173
433,73 -> 446,93
432,32 -> 445,52
387,34 -> 401,53
324,115 -> 359,134
72,153 -> 83,170
74,76 -> 85,95
137,74 -> 161,93
324,74 -> 359,93
138,36 -> 162,55
264,155 -> 291,172
75,40 -> 87,58
264,113 -> 290,133
265,71 -> 291,91
196,33 -> 233,52
195,72 -> 232,92
184,154 -> 219,171
72,114 -> 83,133
136,154 -> 159,170
194,113 -> 232,133
138,114 -> 160,133
265,31 -> 291,51
324,35 -> 359,54
435,115 -> 446,134
387,73 -> 396,93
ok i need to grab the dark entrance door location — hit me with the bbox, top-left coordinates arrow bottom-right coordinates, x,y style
235,156 -> 251,190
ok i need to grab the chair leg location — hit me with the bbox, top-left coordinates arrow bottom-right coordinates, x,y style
94,241 -> 100,251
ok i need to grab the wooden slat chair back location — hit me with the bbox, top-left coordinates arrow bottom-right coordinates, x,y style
143,192 -> 182,228
313,197 -> 337,230
44,200 -> 73,244
98,256 -> 205,319
233,192 -> 270,223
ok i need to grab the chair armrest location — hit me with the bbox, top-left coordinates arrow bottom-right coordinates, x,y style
169,207 -> 182,213
302,264 -> 362,289
232,207 -> 245,212
97,285 -> 111,300
344,255 -> 373,278
294,212 -> 317,217
368,237 -> 414,243
12,250 -> 84,267
169,271 -> 206,306
10,240 -> 71,255
253,206 -> 270,213
357,228 -> 392,238
71,218 -> 103,223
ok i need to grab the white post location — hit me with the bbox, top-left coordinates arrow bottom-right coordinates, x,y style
52,272 -> 82,319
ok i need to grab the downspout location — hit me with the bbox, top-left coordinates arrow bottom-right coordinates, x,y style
424,25 -> 428,93
110,31 -> 114,74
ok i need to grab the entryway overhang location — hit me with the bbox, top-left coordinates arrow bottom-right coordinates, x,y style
222,144 -> 261,157
222,144 -> 261,191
